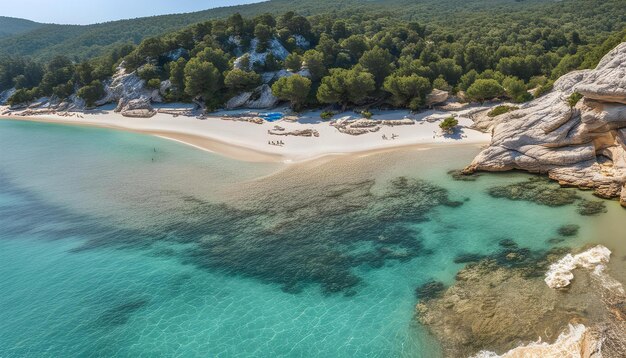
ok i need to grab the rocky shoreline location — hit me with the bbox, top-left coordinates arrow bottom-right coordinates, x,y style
463,42 -> 626,207
415,244 -> 626,357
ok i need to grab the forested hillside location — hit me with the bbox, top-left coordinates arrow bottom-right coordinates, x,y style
1,0 -> 625,113
1,0 -> 624,61
0,17 -> 43,39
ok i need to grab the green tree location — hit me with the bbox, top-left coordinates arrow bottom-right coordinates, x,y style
303,50 -> 327,81
39,56 -> 74,96
77,80 -> 105,107
284,53 -> 303,72
195,47 -> 230,73
341,35 -> 369,62
184,57 -> 221,101
7,88 -> 36,106
224,69 -> 261,92
466,79 -> 505,102
383,74 -> 431,110
502,76 -> 531,103
439,117 -> 459,133
254,24 -> 273,52
136,37 -> 166,60
271,74 -> 312,111
358,46 -> 394,87
317,66 -> 375,109
168,57 -> 187,99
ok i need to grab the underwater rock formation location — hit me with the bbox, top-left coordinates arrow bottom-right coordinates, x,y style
487,176 -> 607,216
544,245 -> 612,289
416,245 -> 626,357
464,42 -> 626,205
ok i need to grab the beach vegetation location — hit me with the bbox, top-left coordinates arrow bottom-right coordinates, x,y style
7,88 -> 36,106
502,77 -> 532,103
487,105 -> 519,118
320,111 -> 334,120
77,80 -> 105,107
317,66 -> 375,109
567,92 -> 583,108
224,69 -> 261,93
361,110 -> 373,119
466,79 -> 505,102
271,74 -> 312,111
183,58 -> 222,101
0,1 -> 625,111
439,117 -> 458,133
383,74 -> 431,110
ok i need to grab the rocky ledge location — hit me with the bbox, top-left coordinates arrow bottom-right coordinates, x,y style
464,42 -> 626,206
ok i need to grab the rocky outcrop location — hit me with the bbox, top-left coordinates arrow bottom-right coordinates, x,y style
425,89 -> 449,106
331,117 -> 414,135
416,244 -> 626,357
0,88 -> 15,105
464,42 -> 626,205
268,128 -> 319,137
225,84 -> 279,109
115,97 -> 156,118
233,37 -> 290,71
96,66 -> 161,106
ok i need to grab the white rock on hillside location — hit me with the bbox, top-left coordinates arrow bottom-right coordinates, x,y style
233,37 -> 290,70
96,66 -> 162,106
225,84 -> 278,109
0,88 -> 16,105
464,42 -> 626,204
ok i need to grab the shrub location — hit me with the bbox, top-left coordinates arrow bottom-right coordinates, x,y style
488,105 -> 519,117
567,92 -> 583,107
77,80 -> 105,107
7,88 -> 36,106
439,116 -> 459,133
320,111 -> 334,120
362,110 -> 373,119
147,78 -> 161,90
533,81 -> 554,98
224,69 -> 261,92
271,74 -> 312,111
466,79 -> 505,102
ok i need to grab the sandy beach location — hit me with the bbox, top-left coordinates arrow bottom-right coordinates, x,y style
0,104 -> 492,163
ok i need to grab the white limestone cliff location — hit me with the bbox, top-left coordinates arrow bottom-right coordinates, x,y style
464,42 -> 626,205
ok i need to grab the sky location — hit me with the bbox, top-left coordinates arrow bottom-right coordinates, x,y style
0,0 -> 263,25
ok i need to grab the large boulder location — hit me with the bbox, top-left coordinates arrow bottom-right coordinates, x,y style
425,89 -> 449,106
464,42 -> 626,204
225,84 -> 279,109
115,97 -> 156,118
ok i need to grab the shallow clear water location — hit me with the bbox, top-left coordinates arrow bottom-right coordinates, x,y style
0,120 -> 622,357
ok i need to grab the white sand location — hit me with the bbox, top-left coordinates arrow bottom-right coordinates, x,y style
1,104 -> 491,163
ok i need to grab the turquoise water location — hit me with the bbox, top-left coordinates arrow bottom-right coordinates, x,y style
0,120 -> 620,357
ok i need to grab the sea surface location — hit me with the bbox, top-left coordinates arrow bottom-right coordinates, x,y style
0,119 -> 624,357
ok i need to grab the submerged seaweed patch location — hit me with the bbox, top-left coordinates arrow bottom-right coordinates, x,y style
415,280 -> 446,300
488,176 -> 609,216
557,224 -> 580,237
0,173 -> 461,296
577,200 -> 607,216
487,177 -> 579,207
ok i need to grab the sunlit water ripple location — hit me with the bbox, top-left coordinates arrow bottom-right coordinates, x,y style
0,119 -> 622,357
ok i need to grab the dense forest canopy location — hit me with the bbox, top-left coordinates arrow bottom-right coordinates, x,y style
0,0 -> 624,60
1,0 -> 625,112
0,17 -> 43,39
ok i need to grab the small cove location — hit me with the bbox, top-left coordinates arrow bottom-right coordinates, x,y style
0,119 -> 623,357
